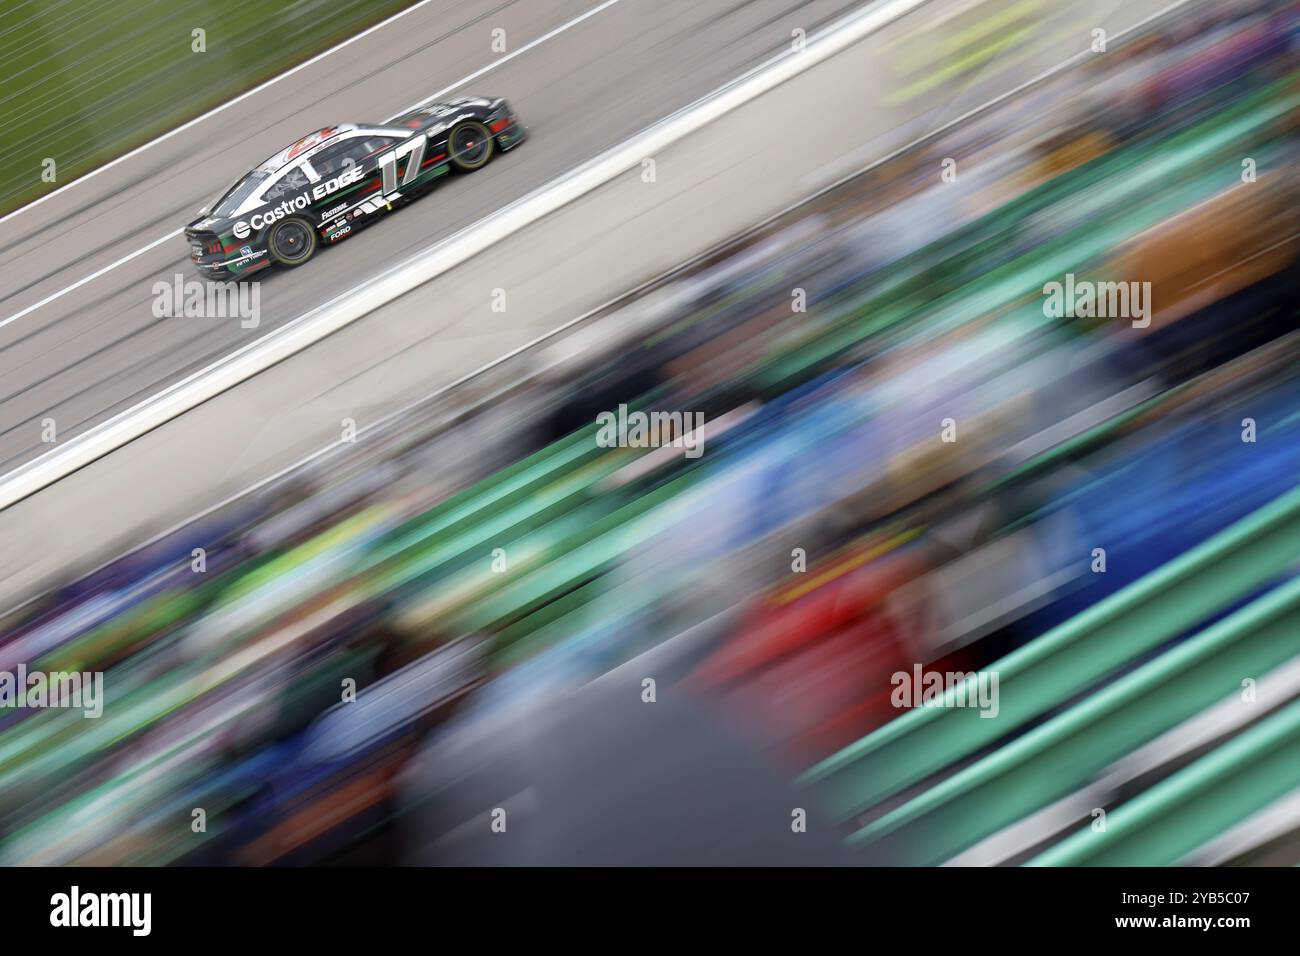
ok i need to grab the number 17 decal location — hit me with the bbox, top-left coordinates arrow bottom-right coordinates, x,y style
379,133 -> 427,195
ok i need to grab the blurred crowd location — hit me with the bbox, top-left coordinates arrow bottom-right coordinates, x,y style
1,0 -> 1298,865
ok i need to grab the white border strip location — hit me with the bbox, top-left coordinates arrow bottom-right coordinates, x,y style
0,0 -> 923,512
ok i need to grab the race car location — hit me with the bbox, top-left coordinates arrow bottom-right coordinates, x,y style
185,96 -> 525,277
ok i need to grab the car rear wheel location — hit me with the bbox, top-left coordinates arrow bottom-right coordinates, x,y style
267,218 -> 318,267
447,120 -> 494,172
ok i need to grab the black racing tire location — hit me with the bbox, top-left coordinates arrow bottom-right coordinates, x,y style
266,217 -> 318,267
447,120 -> 495,172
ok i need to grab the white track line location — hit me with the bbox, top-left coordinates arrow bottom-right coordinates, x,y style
0,0 -> 628,331
385,0 -> 625,120
0,229 -> 182,330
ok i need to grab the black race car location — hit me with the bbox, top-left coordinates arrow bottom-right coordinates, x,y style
185,96 -> 524,277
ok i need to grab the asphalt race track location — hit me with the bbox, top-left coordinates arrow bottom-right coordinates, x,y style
0,0 -> 872,473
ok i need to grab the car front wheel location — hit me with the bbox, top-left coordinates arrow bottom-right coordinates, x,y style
447,120 -> 495,172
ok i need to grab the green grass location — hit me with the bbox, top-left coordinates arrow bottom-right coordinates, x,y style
0,0 -> 422,216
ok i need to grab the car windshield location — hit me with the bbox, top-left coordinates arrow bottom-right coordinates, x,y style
211,170 -> 269,218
